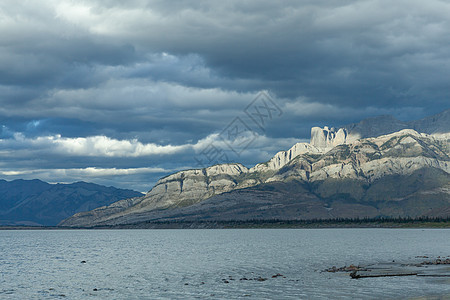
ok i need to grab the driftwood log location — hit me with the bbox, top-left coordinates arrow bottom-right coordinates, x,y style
350,271 -> 418,279
325,257 -> 450,279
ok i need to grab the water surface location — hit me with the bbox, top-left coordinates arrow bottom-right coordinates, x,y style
0,229 -> 449,299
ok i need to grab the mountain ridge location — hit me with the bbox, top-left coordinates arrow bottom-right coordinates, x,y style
60,109 -> 450,227
0,179 -> 143,226
310,109 -> 450,149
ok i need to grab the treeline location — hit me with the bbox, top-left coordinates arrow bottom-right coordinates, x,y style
136,216 -> 450,227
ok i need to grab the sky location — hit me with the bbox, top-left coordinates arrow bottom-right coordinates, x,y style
1,0 -> 449,192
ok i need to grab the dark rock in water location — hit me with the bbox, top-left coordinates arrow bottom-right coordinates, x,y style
223,280 -> 230,284
81,261 -> 86,264
328,256 -> 450,279
184,283 -> 189,286
351,271 -> 418,279
240,277 -> 248,281
93,288 -> 98,291
324,264 -> 364,272
412,258 -> 450,265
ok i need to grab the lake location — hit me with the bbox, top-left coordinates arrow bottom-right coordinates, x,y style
0,229 -> 449,299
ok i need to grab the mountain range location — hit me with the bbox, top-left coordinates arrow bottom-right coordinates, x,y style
60,109 -> 450,227
0,180 -> 142,226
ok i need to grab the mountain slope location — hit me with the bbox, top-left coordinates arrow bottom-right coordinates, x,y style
61,116 -> 450,227
71,168 -> 448,225
0,180 -> 143,226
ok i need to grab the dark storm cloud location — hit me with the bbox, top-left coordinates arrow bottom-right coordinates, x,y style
172,1 -> 450,110
0,0 -> 449,191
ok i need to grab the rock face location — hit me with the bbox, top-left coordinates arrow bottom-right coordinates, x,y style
250,142 -> 323,172
61,164 -> 258,226
268,129 -> 449,183
310,109 -> 450,148
310,127 -> 348,149
131,163 -> 253,213
60,110 -> 450,227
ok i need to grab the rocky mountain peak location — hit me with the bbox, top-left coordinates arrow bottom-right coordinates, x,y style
310,109 -> 450,149
310,127 -> 348,149
60,109 -> 450,227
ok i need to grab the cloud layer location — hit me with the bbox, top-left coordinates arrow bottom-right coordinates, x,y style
0,0 -> 449,191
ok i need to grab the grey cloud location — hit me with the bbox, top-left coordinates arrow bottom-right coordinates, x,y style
118,0 -> 450,109
0,0 -> 449,191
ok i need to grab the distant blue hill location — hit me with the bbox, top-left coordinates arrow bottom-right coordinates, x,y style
0,179 -> 143,226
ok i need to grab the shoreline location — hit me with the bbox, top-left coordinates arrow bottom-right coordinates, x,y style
1,219 -> 449,230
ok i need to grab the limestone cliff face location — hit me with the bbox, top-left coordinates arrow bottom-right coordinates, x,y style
61,129 -> 449,227
309,109 -> 450,149
61,144 -> 326,226
310,127 -> 348,149
61,163 -> 256,226
60,110 -> 450,227
250,142 -> 323,172
132,163 -> 252,212
268,130 -> 449,183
